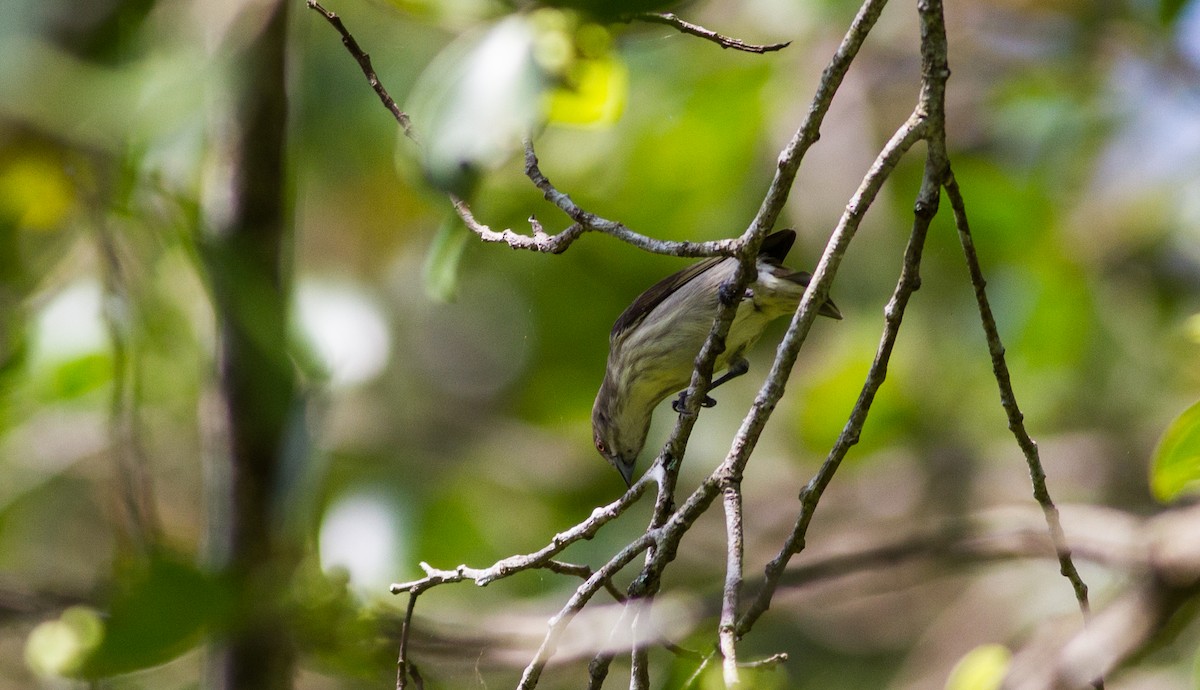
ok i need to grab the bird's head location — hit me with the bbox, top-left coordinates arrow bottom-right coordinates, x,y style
591,386 -> 650,488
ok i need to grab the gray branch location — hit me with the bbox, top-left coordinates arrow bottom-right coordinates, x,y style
633,12 -> 792,54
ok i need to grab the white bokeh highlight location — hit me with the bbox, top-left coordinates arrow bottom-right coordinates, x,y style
318,490 -> 408,596
33,280 -> 109,364
295,280 -> 391,389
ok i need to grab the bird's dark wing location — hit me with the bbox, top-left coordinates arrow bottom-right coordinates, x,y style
609,230 -> 802,340
610,256 -> 722,340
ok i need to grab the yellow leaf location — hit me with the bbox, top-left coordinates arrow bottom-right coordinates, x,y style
0,154 -> 75,230
545,56 -> 627,128
945,644 -> 1011,690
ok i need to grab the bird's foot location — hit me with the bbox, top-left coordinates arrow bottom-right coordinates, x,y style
672,391 -> 717,413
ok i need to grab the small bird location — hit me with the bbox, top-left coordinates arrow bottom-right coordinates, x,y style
592,229 -> 842,486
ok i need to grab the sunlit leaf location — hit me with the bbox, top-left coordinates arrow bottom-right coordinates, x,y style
1150,399 -> 1200,502
945,644 -> 1010,690
409,15 -> 546,195
47,353 -> 113,399
0,153 -> 75,231
1184,312 -> 1200,344
546,54 -> 627,127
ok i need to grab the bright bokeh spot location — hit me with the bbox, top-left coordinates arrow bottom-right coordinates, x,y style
25,606 -> 104,678
33,280 -> 109,364
318,491 -> 408,595
295,280 -> 391,389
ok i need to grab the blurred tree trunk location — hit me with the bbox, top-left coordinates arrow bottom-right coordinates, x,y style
204,1 -> 298,688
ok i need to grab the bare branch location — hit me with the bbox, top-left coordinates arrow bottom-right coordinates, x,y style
390,482 -> 648,595
736,111 -> 928,638
516,532 -> 659,689
306,2 -> 743,260
450,198 -> 586,254
594,2 -> 903,683
634,12 -> 791,54
396,593 -> 420,690
1002,503 -> 1200,690
521,140 -> 740,258
744,0 -> 891,239
308,1 -> 1106,688
945,174 -> 1098,666
719,482 -> 744,686
305,0 -> 417,142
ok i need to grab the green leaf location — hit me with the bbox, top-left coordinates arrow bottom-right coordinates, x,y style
1160,0 -> 1189,24
422,221 -> 469,303
48,353 -> 113,399
79,555 -> 229,678
1150,399 -> 1200,503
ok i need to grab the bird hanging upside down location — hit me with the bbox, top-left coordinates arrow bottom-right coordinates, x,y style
591,229 -> 842,486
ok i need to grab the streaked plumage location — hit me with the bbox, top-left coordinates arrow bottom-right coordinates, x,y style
592,229 -> 842,486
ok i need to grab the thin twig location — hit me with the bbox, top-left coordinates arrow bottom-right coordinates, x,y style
634,12 -> 791,53
945,174 -> 1100,684
739,652 -> 788,670
397,593 -> 419,690
450,197 -> 587,254
744,0 -> 891,240
516,532 -> 658,689
305,0 -> 416,141
545,560 -> 627,602
521,140 -> 740,258
680,649 -> 787,688
682,652 -> 715,689
390,482 -> 648,594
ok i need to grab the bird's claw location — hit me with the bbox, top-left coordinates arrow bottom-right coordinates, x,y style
672,391 -> 717,413
717,280 -> 740,306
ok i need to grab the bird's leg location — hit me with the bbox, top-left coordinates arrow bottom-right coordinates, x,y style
671,357 -> 751,413
710,356 -> 751,390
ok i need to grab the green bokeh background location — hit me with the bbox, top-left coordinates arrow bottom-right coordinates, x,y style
1,0 -> 1199,687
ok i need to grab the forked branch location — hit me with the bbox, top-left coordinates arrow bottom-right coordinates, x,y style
306,0 -> 1098,687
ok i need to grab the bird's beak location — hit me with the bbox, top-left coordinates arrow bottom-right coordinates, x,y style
616,460 -> 636,488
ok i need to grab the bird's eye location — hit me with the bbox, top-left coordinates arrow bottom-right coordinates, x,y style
594,433 -> 607,455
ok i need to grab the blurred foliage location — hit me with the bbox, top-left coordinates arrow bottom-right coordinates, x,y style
1151,399 -> 1200,502
0,0 -> 1199,688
